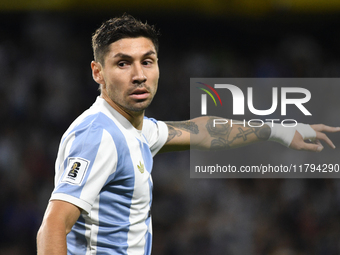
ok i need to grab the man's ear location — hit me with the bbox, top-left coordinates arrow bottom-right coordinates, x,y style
91,61 -> 104,86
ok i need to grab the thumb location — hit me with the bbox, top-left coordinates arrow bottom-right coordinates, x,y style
292,141 -> 324,152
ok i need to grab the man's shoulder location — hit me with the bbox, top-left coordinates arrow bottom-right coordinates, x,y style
142,116 -> 160,134
142,116 -> 168,153
69,96 -> 114,128
61,109 -> 115,142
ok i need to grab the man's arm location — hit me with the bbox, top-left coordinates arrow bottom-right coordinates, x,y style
37,200 -> 81,255
159,116 -> 340,153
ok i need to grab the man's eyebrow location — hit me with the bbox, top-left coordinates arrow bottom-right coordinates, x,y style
143,50 -> 156,57
113,53 -> 132,59
113,50 -> 156,59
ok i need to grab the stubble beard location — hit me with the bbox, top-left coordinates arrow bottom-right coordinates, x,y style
108,90 -> 155,115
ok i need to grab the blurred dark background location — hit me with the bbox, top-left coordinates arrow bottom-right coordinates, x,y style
1,0 -> 340,254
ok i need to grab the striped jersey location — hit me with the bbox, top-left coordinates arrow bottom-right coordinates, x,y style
50,97 -> 168,255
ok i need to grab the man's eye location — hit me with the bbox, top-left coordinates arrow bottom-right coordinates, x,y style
143,60 -> 152,66
118,62 -> 127,67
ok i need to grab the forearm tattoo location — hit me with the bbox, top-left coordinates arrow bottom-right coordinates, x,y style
166,125 -> 182,143
165,118 -> 271,149
206,117 -> 271,150
165,121 -> 199,143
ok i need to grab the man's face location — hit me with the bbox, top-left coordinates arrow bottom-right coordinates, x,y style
99,37 -> 159,114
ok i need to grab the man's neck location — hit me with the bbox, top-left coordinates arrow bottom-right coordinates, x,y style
100,93 -> 144,130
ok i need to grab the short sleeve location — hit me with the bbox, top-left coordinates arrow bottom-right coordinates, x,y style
142,117 -> 168,156
51,122 -> 117,214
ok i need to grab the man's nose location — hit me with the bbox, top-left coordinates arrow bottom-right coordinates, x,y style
132,63 -> 147,84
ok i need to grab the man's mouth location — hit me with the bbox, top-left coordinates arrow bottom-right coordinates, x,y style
129,88 -> 150,100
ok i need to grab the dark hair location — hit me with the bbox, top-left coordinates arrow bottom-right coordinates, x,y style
92,14 -> 160,65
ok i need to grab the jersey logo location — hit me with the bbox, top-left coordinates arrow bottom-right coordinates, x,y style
137,161 -> 144,173
61,157 -> 90,185
68,162 -> 81,178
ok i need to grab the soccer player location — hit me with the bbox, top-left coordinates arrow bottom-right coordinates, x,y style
36,14 -> 340,255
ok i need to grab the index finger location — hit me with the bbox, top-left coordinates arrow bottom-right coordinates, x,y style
315,132 -> 336,149
311,124 -> 340,133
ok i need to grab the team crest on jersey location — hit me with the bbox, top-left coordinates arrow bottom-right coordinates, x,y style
137,161 -> 144,173
61,157 -> 90,185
